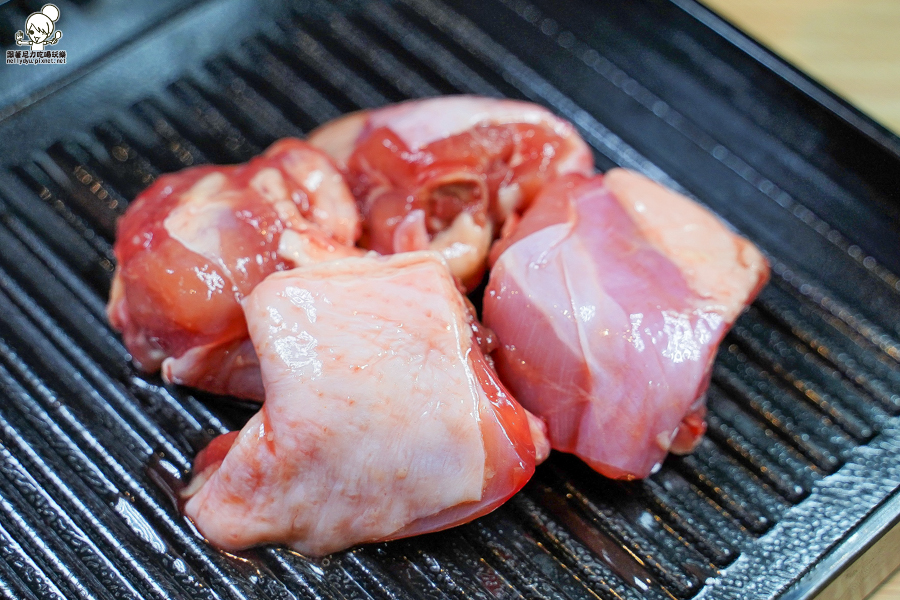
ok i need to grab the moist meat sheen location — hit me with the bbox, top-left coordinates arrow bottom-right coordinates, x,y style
107,139 -> 361,400
309,96 -> 594,288
483,170 -> 769,479
183,252 -> 549,555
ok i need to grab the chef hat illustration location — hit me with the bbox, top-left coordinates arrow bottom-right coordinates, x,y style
25,4 -> 60,43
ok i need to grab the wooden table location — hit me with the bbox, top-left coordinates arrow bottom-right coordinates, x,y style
699,1 -> 900,598
701,0 -> 900,134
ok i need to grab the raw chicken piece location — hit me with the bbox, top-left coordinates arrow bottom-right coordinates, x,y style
183,252 -> 549,555
107,139 -> 362,400
483,170 -> 769,479
309,96 -> 594,287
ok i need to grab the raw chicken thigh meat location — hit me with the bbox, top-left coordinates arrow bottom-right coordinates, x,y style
484,169 -> 769,479
309,95 -> 594,287
107,139 -> 361,400
183,252 -> 549,555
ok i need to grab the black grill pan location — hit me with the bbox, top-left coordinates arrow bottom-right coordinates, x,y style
0,0 -> 899,598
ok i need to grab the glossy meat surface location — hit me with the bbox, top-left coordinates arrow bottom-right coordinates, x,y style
484,170 -> 769,479
309,96 -> 593,287
183,252 -> 548,555
107,139 -> 361,400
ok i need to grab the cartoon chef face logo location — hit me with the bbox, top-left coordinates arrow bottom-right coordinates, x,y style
15,4 -> 63,52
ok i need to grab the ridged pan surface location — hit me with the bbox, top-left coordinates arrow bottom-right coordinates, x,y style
0,0 -> 899,599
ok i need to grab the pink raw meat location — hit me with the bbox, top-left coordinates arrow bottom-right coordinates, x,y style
107,138 -> 362,400
484,170 -> 769,479
309,96 -> 593,288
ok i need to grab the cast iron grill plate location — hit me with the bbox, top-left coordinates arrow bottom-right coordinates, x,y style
0,0 -> 899,598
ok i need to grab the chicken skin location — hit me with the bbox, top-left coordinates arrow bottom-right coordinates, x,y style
183,252 -> 549,555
